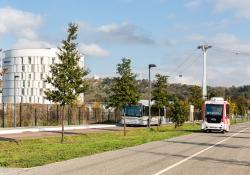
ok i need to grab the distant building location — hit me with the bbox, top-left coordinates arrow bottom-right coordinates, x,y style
1,48 -> 84,104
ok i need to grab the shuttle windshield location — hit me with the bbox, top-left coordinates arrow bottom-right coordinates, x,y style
205,104 -> 223,123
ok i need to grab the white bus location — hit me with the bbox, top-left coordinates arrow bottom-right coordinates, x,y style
201,97 -> 230,133
121,100 -> 164,126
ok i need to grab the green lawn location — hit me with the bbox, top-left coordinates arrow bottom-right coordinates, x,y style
230,117 -> 249,125
0,124 -> 200,168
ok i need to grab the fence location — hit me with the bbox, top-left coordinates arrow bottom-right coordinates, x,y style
0,103 -> 122,128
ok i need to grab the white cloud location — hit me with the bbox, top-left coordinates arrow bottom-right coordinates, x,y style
209,33 -> 250,51
201,33 -> 250,86
247,65 -> 250,76
215,0 -> 250,19
0,7 -> 42,39
79,43 -> 110,57
0,7 -> 55,50
185,0 -> 202,9
12,38 -> 53,49
186,34 -> 206,41
78,21 -> 91,31
97,22 -> 155,44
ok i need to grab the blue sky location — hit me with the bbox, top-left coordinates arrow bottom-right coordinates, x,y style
0,0 -> 250,86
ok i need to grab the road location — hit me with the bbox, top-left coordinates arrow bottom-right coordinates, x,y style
3,122 -> 250,175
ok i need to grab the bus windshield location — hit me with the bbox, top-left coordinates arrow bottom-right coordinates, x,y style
205,104 -> 223,123
124,106 -> 142,117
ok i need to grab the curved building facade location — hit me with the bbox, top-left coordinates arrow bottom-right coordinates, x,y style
2,48 -> 84,104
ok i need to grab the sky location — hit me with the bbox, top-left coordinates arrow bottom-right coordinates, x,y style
0,0 -> 250,87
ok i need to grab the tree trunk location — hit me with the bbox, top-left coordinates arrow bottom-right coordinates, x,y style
123,108 -> 126,136
61,106 -> 65,144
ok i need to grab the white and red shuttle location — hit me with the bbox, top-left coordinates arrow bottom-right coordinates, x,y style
201,97 -> 230,133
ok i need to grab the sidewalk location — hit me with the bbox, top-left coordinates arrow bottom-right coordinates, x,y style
0,124 -> 117,135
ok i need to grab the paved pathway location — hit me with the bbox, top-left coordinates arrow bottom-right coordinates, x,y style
1,122 -> 250,175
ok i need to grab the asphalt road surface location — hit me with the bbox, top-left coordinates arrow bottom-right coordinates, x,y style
3,122 -> 250,175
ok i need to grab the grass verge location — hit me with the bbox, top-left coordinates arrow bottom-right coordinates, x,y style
0,123 -> 200,168
230,117 -> 249,125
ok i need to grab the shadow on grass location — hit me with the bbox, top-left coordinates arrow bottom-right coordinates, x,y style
157,129 -> 201,133
45,131 -> 88,136
0,137 -> 19,144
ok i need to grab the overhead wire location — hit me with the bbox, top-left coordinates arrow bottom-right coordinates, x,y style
177,53 -> 202,76
212,45 -> 250,56
169,49 -> 199,76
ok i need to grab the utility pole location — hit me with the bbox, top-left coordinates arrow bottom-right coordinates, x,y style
148,64 -> 156,128
197,44 -> 212,100
1,68 -> 8,128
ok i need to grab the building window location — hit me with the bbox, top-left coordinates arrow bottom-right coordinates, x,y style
29,97 -> 32,103
28,74 -> 31,79
41,57 -> 43,64
23,81 -> 25,87
31,65 -> 35,72
31,88 -> 33,96
28,56 -> 31,64
28,81 -> 30,87
40,88 -> 43,95
22,88 -> 25,95
52,57 -> 55,64
42,65 -> 45,72
40,73 -> 43,79
21,57 -> 23,64
22,65 -> 25,71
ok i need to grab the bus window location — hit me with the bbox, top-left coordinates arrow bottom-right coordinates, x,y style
124,106 -> 142,117
143,106 -> 164,116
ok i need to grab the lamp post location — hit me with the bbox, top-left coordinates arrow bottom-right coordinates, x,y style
148,64 -> 156,128
197,44 -> 212,100
14,75 -> 19,128
1,68 -> 8,128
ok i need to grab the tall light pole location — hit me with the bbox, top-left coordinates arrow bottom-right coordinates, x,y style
0,68 -> 8,128
14,75 -> 19,128
148,64 -> 156,128
197,44 -> 212,100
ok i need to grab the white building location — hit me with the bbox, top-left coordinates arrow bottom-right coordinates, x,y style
1,48 -> 84,104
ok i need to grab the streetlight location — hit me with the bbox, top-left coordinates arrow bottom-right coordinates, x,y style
197,44 -> 212,100
0,68 -> 8,128
14,75 -> 19,128
148,64 -> 156,128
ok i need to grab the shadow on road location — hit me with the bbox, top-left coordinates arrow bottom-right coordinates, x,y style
126,147 -> 250,167
164,140 -> 250,149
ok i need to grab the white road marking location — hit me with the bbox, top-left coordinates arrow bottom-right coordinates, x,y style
153,127 -> 248,175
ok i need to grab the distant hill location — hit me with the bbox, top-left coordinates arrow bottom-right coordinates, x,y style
84,78 -> 250,106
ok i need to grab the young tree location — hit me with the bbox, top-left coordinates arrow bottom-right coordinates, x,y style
169,95 -> 189,128
152,74 -> 169,125
107,58 -> 140,135
235,96 -> 248,116
190,85 -> 202,111
45,23 -> 89,143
